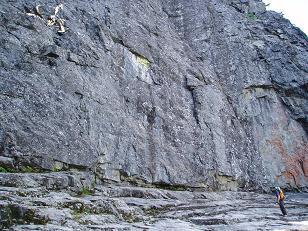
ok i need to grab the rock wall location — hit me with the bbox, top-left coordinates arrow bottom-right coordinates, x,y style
0,0 -> 307,190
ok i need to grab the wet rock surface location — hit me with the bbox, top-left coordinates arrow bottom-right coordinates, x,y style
1,172 -> 308,230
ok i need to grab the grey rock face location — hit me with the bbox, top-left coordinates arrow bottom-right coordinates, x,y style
0,0 -> 307,190
1,173 -> 308,230
163,0 -> 308,189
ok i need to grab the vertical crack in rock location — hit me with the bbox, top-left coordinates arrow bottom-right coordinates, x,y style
147,86 -> 157,182
190,90 -> 200,126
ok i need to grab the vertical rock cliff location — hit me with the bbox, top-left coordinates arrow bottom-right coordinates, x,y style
0,0 -> 307,190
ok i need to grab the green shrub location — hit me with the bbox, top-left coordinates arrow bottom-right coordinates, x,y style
0,166 -> 8,173
0,166 -> 15,173
0,165 -> 41,173
246,12 -> 257,20
52,165 -> 62,172
80,186 -> 93,196
20,166 -> 38,173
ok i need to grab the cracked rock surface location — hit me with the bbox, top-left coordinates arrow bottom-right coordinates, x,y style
1,172 -> 308,230
0,0 -> 307,193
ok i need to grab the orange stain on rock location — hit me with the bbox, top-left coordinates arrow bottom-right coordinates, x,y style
269,137 -> 308,187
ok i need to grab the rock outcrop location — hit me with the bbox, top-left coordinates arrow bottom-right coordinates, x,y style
1,172 -> 308,230
0,0 -> 307,190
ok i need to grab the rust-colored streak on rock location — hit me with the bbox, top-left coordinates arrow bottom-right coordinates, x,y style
270,137 -> 308,186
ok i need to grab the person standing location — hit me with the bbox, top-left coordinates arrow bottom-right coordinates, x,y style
275,187 -> 287,216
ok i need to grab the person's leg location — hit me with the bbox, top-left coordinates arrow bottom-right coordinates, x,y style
279,200 -> 287,215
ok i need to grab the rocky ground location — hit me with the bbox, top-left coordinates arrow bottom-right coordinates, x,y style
1,171 -> 307,231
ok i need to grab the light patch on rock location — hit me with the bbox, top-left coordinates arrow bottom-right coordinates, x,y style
123,49 -> 153,84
